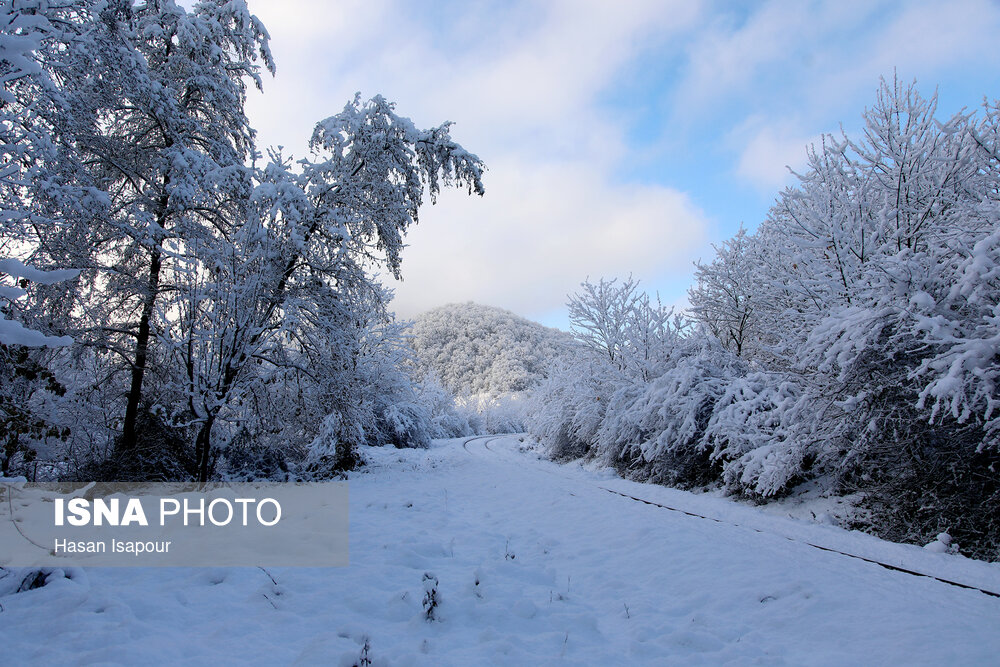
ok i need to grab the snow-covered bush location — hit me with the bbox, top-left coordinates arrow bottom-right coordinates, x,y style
531,78 -> 1000,558
621,338 -> 745,488
415,374 -> 481,439
528,352 -> 614,461
702,371 -> 843,498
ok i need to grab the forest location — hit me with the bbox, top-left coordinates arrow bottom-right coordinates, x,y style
2,1 -> 999,562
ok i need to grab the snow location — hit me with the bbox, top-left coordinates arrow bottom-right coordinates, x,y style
0,258 -> 79,285
0,258 -> 78,346
924,533 -> 957,554
909,291 -> 935,310
0,313 -> 73,347
2,435 -> 999,665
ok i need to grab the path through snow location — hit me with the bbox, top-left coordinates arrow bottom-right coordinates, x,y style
2,435 -> 999,665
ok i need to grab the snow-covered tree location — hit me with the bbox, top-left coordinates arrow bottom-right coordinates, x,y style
689,228 -> 760,358
0,0 -> 275,477
0,1 -> 485,482
567,276 -> 641,372
530,78 -> 1000,558
410,302 -> 574,397
180,97 -> 484,477
530,278 -> 700,468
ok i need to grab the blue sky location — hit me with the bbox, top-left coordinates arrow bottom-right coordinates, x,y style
244,0 -> 1000,329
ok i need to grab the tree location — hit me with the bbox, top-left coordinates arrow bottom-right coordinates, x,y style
173,96 -> 484,478
1,1 -> 486,482
409,302 -> 573,396
567,276 -> 677,380
531,78 -> 1000,557
87,0 -> 273,456
689,227 -> 759,358
1,0 -> 275,468
0,1 -> 88,479
568,277 -> 641,371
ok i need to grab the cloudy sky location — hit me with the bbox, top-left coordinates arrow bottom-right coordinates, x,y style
244,0 -> 1000,329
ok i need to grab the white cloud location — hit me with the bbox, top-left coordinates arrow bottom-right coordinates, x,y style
675,1 -> 813,113
244,0 -> 710,321
864,0 -> 1000,76
245,0 -> 701,160
734,122 -> 818,192
388,157 -> 708,320
239,0 -> 1000,324
668,0 -> 1000,191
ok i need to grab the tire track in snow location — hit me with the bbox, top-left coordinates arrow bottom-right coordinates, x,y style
596,486 -> 1000,599
465,434 -> 1000,600
460,435 -> 497,453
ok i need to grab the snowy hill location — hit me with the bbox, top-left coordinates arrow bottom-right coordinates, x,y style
409,303 -> 576,396
4,435 -> 999,665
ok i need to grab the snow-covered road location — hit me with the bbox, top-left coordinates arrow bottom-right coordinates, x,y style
3,435 -> 999,665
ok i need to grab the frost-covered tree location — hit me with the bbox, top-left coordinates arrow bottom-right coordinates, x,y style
0,1 -> 93,478
410,302 -> 574,397
85,1 -> 271,457
166,95 -> 484,478
531,277 -> 745,487
530,78 -> 1000,559
1,0 -> 275,473
567,277 -> 641,372
0,1 -> 485,482
689,228 -> 760,358
568,277 -> 680,381
0,1 -> 90,349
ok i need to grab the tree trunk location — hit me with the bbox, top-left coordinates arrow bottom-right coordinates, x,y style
194,412 -> 216,482
119,244 -> 163,452
119,163 -> 171,454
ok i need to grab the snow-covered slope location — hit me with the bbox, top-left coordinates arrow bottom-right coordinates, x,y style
409,302 -> 575,396
3,436 -> 999,665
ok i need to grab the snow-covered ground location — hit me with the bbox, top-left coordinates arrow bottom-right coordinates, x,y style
3,435 -> 999,665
